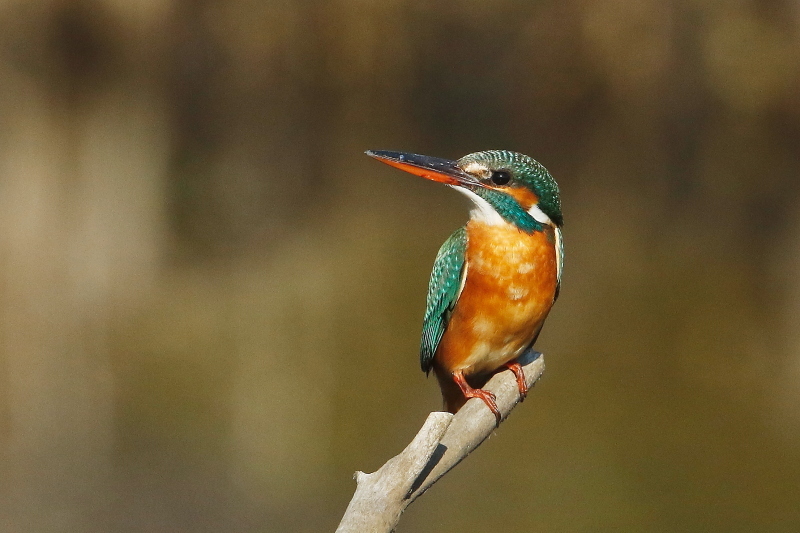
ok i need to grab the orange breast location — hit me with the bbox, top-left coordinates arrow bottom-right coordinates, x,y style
434,220 -> 558,376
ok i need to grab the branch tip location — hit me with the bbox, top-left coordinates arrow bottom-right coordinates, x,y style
336,351 -> 546,533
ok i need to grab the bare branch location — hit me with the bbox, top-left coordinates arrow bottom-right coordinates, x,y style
336,351 -> 545,533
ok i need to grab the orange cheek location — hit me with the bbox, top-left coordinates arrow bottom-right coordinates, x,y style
502,187 -> 539,211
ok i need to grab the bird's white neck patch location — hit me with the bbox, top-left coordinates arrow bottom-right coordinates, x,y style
453,187 -> 506,226
527,203 -> 552,225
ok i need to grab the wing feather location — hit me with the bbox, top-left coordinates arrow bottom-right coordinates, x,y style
420,226 -> 468,374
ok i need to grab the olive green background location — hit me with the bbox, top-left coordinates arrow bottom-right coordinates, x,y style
1,1 -> 799,531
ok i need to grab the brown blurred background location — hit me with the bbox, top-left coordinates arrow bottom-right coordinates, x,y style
1,0 -> 800,531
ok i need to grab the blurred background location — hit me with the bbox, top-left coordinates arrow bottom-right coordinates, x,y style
1,0 -> 799,531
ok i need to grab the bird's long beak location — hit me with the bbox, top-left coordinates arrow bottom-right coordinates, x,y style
366,150 -> 482,187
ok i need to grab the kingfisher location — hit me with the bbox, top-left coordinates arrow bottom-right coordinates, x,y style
366,149 -> 563,424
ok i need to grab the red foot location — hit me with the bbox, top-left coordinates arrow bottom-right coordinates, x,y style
504,361 -> 528,401
452,371 -> 501,426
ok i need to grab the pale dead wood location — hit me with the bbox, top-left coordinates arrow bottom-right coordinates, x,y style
336,351 -> 545,533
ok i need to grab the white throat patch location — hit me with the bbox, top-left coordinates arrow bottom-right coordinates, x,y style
452,186 -> 506,226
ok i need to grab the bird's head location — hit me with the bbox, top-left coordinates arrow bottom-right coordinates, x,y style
367,149 -> 562,233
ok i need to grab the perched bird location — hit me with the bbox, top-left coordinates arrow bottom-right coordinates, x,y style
367,150 -> 563,424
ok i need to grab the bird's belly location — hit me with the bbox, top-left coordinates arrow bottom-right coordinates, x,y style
435,222 -> 558,376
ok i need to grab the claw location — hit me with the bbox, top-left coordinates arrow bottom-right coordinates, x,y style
452,371 -> 501,426
504,360 -> 528,401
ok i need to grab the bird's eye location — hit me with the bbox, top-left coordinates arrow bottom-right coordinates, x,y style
490,170 -> 511,185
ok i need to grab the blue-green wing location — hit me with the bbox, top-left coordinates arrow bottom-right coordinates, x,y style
420,226 -> 468,374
